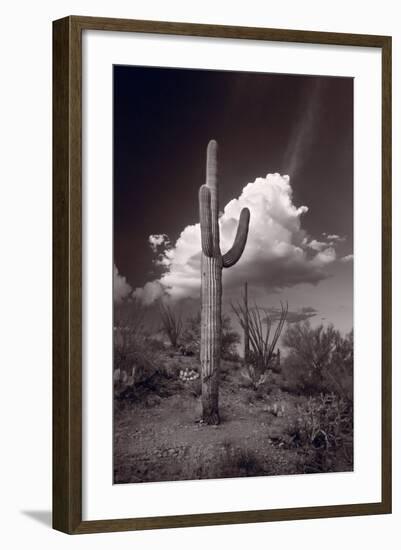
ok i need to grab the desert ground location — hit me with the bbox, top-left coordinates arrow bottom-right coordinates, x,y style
114,335 -> 353,484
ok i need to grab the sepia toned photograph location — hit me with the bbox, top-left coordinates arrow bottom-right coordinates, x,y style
112,65 -> 354,485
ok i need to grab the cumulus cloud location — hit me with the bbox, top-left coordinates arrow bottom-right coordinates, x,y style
311,247 -> 336,265
308,239 -> 327,252
327,234 -> 346,242
133,173 -> 343,304
148,234 -> 170,253
133,280 -> 165,305
114,265 -> 132,303
341,254 -> 354,263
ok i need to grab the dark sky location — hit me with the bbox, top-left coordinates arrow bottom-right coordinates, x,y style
113,65 -> 353,331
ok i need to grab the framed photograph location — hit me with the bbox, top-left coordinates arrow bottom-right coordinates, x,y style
53,16 -> 391,534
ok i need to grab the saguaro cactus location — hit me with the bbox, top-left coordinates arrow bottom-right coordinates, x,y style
199,140 -> 250,424
243,281 -> 250,367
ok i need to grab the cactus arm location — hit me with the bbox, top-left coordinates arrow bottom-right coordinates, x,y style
206,140 -> 220,255
199,185 -> 213,257
222,207 -> 250,268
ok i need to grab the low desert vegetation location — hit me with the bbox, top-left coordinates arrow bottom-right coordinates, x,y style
281,321 -> 353,400
113,298 -> 353,483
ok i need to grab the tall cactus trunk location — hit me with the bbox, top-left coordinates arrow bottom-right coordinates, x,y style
200,256 -> 222,425
243,281 -> 250,367
199,140 -> 250,425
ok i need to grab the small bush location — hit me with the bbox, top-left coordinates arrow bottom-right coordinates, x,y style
180,442 -> 268,480
240,364 -> 271,391
180,314 -> 201,357
281,323 -> 353,398
114,329 -> 181,398
280,393 -> 353,472
233,448 -> 265,476
188,378 -> 202,398
144,337 -> 167,353
298,394 -> 352,448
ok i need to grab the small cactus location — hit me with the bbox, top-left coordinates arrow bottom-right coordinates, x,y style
199,140 -> 250,424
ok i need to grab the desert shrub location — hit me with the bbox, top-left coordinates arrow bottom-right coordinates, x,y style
114,297 -> 145,340
114,337 -> 160,395
282,322 -> 353,398
280,353 -> 307,393
281,393 -> 353,472
144,337 -> 167,353
231,447 -> 266,476
114,297 -> 147,372
327,330 -> 353,400
180,313 -> 201,356
297,393 -> 352,449
240,363 -> 272,391
114,297 -> 188,396
180,442 -> 268,480
221,316 -> 241,360
282,321 -> 338,389
114,323 -> 182,399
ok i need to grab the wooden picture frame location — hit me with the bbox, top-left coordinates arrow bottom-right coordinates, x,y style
53,15 -> 392,534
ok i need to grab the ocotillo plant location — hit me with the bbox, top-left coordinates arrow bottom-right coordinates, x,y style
159,302 -> 182,348
199,140 -> 250,424
232,293 -> 288,389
